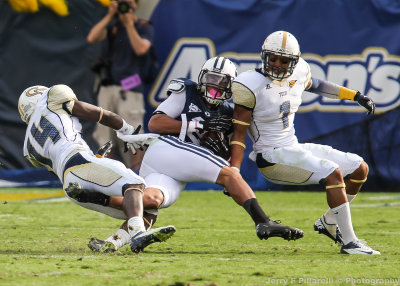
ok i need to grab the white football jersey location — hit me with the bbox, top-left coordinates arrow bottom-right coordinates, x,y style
23,86 -> 91,181
233,58 -> 311,153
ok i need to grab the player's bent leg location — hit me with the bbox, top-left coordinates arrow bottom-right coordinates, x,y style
64,182 -> 126,219
344,161 -> 369,196
217,167 -> 304,241
130,225 -> 176,253
65,182 -> 110,206
323,169 -> 348,208
216,166 -> 255,205
143,187 -> 164,210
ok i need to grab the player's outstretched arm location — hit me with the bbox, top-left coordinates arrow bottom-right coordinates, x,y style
72,100 -> 125,130
307,77 -> 375,115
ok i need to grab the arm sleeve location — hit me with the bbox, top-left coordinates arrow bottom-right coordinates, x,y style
307,78 -> 357,101
154,92 -> 185,118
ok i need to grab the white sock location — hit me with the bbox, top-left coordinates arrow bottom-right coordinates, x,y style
105,229 -> 130,249
127,216 -> 146,237
331,202 -> 358,245
323,194 -> 357,224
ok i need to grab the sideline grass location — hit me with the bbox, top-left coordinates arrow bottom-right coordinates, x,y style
0,190 -> 399,286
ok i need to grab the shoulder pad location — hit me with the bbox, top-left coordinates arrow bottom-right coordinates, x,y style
167,79 -> 186,95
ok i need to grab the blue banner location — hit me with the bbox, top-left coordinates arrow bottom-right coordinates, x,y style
148,0 -> 400,142
144,0 -> 400,190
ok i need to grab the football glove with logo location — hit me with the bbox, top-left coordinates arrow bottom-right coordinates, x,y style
115,123 -> 141,155
201,132 -> 230,160
200,114 -> 232,133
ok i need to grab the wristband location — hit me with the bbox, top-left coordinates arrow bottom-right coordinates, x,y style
97,107 -> 104,123
338,87 -> 357,101
179,114 -> 188,140
187,121 -> 203,133
116,119 -> 130,132
231,166 -> 240,173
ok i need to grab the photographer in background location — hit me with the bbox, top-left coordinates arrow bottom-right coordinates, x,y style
87,0 -> 154,171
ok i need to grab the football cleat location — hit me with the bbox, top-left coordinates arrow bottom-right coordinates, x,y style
340,240 -> 381,255
65,182 -> 110,206
256,220 -> 304,241
88,238 -> 118,253
130,225 -> 176,253
314,215 -> 343,245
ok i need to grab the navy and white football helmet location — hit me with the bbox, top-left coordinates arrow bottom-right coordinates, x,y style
198,57 -> 237,105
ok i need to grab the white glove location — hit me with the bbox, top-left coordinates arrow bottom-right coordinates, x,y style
116,119 -> 136,135
117,133 -> 160,155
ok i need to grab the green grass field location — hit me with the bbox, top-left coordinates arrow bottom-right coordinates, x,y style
0,189 -> 399,286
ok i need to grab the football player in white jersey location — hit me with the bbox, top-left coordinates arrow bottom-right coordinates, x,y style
86,57 -> 304,253
18,84 -> 175,253
230,31 -> 380,255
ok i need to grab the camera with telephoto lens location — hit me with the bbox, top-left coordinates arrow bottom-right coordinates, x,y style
117,1 -> 132,14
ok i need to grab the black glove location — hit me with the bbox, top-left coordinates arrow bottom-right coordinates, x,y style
354,92 -> 375,115
200,115 -> 232,133
202,133 -> 230,160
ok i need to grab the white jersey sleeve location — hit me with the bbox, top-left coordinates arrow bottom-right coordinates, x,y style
155,91 -> 186,118
232,70 -> 270,109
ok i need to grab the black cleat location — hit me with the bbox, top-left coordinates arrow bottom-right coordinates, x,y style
65,182 -> 110,206
130,225 -> 176,253
256,220 -> 304,241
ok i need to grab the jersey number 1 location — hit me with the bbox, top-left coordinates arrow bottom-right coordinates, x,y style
280,100 -> 290,129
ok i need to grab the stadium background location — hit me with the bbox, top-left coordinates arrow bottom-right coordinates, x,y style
0,0 -> 399,191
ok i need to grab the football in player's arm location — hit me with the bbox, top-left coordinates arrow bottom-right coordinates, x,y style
88,57 -> 305,253
230,30 -> 379,255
